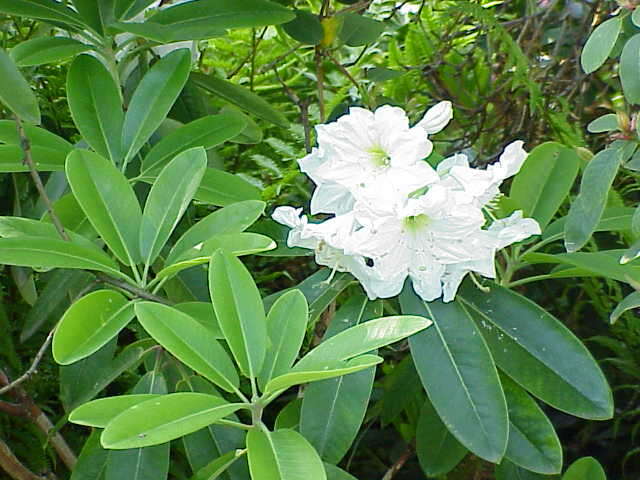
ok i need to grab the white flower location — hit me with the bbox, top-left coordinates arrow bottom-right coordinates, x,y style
299,105 -> 439,214
415,101 -> 453,134
436,141 -> 527,207
272,206 -> 381,299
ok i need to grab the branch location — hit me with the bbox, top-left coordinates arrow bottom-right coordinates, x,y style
0,438 -> 49,480
14,117 -> 69,242
0,371 -> 76,471
272,66 -> 312,153
95,273 -> 173,305
381,447 -> 413,480
0,328 -> 54,396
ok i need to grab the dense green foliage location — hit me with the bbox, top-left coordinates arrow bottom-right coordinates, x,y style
1,1 -> 640,479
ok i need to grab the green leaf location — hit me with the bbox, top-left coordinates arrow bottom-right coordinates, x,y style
209,250 -> 267,378
139,147 -> 207,270
166,200 -> 265,265
122,49 -> 191,162
295,315 -> 431,371
101,393 -> 244,449
400,289 -> 508,463
115,0 -> 155,20
525,250 -> 640,284
258,290 -> 308,391
323,464 -> 357,480
510,142 -> 580,229
140,113 -> 246,177
0,0 -> 85,29
156,232 -> 275,280
587,113 -> 618,133
71,0 -> 114,35
265,355 -> 382,393
543,207 -> 633,241
246,428 -> 327,480
70,394 -> 160,427
620,33 -> 640,104
173,302 -> 223,338
502,375 -> 562,474
144,0 -> 295,40
610,291 -> 640,324
283,10 -> 323,45
416,396 -> 467,477
562,457 -> 606,480
66,149 -> 142,265
192,73 -> 289,128
0,120 -> 71,172
459,281 -> 613,420
67,55 -> 123,162
0,216 -> 94,250
135,302 -> 239,393
53,290 -> 136,365
70,431 -> 109,480
300,369 -> 374,463
495,460 -> 549,480
0,47 -> 40,124
581,16 -> 622,74
621,237 -> 640,264
0,236 -> 122,277
564,147 -> 622,252
195,168 -> 262,206
191,451 -> 245,480
338,13 -> 384,46
11,37 -> 90,66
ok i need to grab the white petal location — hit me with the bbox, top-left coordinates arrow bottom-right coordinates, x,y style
416,101 -> 453,134
272,206 -> 304,228
309,181 -> 355,215
488,211 -> 541,249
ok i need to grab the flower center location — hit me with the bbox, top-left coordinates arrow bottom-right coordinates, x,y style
403,214 -> 431,232
368,145 -> 391,168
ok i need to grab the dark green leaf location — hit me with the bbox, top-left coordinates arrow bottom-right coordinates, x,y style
610,291 -> 640,324
0,47 -> 40,124
620,33 -> 640,104
587,113 -> 618,133
581,16 -> 622,74
562,457 -> 606,480
11,37 -> 90,66
0,0 -> 86,29
283,10 -> 323,45
338,13 -> 384,46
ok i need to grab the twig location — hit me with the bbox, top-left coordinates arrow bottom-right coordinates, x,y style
315,48 -> 326,122
0,328 -> 54,396
0,401 -> 27,417
0,438 -> 49,480
381,447 -> 413,480
272,66 -> 312,153
14,117 -> 69,242
95,273 -> 173,305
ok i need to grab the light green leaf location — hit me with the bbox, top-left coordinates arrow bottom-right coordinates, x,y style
166,200 -> 265,265
122,49 -> 191,162
209,250 -> 267,378
101,393 -> 244,449
246,428 -> 327,480
67,55 -> 124,162
0,236 -> 123,278
502,375 -> 562,474
191,450 -> 245,480
0,120 -> 71,172
0,216 -> 95,250
621,238 -> 640,264
562,457 -> 606,480
156,232 -> 275,281
543,207 -> 633,241
0,47 -> 40,124
70,431 -> 109,480
192,73 -> 289,128
459,281 -> 613,420
620,33 -> 640,104
173,302 -> 223,338
416,396 -> 467,477
140,113 -> 246,177
258,290 -> 308,391
295,315 -> 431,371
323,464 -> 357,480
53,290 -> 136,365
195,168 -> 262,206
400,288 -> 508,463
265,355 -> 382,394
510,142 -> 580,229
70,394 -> 160,427
66,149 -> 141,265
564,147 -> 621,252
610,291 -> 640,324
581,16 -> 622,74
135,302 -> 239,393
139,147 -> 207,270
11,37 -> 90,66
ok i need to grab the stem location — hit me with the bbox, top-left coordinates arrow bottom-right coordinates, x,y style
0,437 -> 47,480
505,273 -> 555,288
0,328 -> 54,396
95,273 -> 173,305
315,48 -> 326,122
381,447 -> 413,480
15,117 -> 69,242
216,419 -> 252,431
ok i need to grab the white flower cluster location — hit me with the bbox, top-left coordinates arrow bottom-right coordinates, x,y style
273,103 -> 541,302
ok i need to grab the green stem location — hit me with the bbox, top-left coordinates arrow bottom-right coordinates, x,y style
216,419 -> 252,431
505,273 -> 555,288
